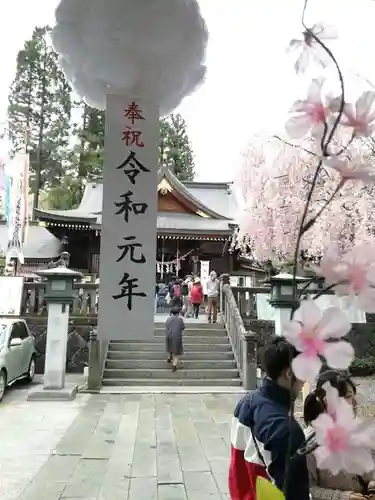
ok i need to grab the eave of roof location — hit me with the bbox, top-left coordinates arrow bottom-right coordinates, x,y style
157,167 -> 232,220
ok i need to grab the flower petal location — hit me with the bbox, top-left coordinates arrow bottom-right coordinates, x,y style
356,91 -> 375,118
318,307 -> 351,339
294,300 -> 322,330
323,341 -> 354,370
285,114 -> 312,138
282,320 -> 306,351
314,446 -> 343,476
308,78 -> 324,102
295,50 -> 311,74
341,448 -> 374,475
292,353 -> 321,382
358,287 -> 375,313
312,412 -> 335,441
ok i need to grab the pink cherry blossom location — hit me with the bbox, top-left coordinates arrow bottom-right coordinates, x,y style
318,243 -> 375,313
324,154 -> 375,183
283,300 -> 354,381
333,91 -> 375,137
312,382 -> 375,475
235,139 -> 375,263
289,23 -> 337,74
285,79 -> 334,140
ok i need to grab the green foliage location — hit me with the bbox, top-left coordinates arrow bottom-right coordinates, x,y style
350,356 -> 375,376
72,104 -> 105,180
44,175 -> 83,210
7,26 -> 72,202
159,113 -> 195,181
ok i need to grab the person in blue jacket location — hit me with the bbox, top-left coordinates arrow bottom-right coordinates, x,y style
229,337 -> 310,500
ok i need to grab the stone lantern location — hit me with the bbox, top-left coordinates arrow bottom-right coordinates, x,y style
28,263 -> 82,401
268,272 -> 310,336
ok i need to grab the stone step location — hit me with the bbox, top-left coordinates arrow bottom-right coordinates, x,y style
154,322 -> 222,330
102,378 -> 243,387
107,350 -> 235,360
153,327 -> 227,337
106,359 -> 237,370
103,368 -> 240,379
108,342 -> 231,352
110,337 -> 229,345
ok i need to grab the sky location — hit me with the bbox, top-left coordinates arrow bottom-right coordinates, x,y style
1,0 -> 375,182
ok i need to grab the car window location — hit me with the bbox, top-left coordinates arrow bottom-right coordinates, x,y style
17,322 -> 29,340
10,323 -> 21,340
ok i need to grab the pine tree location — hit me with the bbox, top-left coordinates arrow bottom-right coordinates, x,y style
75,104 -> 105,180
159,113 -> 195,181
7,26 -> 72,210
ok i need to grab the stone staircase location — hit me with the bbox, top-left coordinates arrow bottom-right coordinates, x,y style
102,322 -> 241,386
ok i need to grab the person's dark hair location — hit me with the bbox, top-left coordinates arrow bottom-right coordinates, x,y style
303,369 -> 356,425
262,337 -> 299,381
170,306 -> 180,315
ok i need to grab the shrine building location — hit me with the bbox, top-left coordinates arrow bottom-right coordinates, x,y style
33,167 -> 241,280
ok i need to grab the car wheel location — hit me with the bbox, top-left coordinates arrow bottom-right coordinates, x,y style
0,371 -> 6,402
26,356 -> 36,383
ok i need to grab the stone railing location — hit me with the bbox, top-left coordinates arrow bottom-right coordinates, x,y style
220,275 -> 258,390
231,285 -> 271,321
22,282 -> 98,316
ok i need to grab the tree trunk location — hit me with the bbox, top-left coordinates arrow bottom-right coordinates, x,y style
33,44 -> 47,215
78,104 -> 88,178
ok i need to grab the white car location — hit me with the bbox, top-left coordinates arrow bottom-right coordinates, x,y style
0,318 -> 36,402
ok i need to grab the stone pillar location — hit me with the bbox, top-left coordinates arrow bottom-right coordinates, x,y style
243,332 -> 258,390
44,303 -> 69,390
28,264 -> 82,401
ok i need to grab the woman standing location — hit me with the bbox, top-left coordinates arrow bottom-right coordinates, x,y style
303,370 -> 375,500
190,277 -> 204,319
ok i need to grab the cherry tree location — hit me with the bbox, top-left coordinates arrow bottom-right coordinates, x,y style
236,136 -> 375,264
235,1 -> 375,495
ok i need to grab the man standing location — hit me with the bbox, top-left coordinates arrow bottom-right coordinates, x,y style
165,306 -> 185,372
206,270 -> 219,323
229,337 -> 309,500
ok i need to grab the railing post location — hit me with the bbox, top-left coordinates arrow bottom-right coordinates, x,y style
220,273 -> 230,324
242,332 -> 258,391
87,328 -> 101,391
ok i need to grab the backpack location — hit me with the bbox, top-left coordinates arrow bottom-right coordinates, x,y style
172,284 -> 181,298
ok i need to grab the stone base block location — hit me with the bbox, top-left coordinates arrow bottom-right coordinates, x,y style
27,384 -> 78,401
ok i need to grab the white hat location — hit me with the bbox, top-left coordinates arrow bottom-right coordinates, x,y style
194,277 -> 201,283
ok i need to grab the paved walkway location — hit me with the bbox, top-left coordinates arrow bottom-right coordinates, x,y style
3,381 -> 240,500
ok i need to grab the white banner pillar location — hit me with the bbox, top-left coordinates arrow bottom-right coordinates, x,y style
98,95 -> 159,341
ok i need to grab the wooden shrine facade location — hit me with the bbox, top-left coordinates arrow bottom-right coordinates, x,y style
34,167 -> 239,280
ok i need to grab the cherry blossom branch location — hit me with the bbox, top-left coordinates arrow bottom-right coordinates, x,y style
312,282 -> 340,299
303,181 -> 343,232
298,276 -> 320,297
291,1 -> 346,307
284,2 -> 347,496
291,159 -> 323,309
301,0 -> 345,154
274,135 -> 319,157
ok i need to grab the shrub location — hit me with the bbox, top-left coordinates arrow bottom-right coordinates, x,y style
350,356 -> 375,377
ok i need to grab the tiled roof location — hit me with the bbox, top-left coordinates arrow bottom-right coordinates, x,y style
34,167 -> 239,233
0,224 -> 61,260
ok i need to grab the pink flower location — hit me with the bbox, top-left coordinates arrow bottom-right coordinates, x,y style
312,382 -> 375,475
283,300 -> 354,381
331,91 -> 375,137
285,79 -> 333,139
324,154 -> 375,183
289,23 -> 337,74
318,244 -> 375,313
